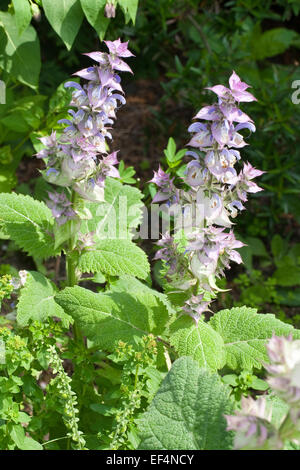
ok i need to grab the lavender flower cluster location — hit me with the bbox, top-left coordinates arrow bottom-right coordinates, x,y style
225,335 -> 300,450
37,39 -> 133,225
151,72 -> 263,322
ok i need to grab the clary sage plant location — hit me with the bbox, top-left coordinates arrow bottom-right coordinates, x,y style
151,72 -> 263,323
0,40 -> 300,451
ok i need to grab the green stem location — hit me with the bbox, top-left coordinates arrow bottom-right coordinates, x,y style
66,190 -> 84,345
66,255 -> 77,287
134,363 -> 140,390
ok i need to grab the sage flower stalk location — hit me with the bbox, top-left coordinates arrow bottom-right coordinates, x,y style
151,72 -> 263,322
37,39 -> 133,223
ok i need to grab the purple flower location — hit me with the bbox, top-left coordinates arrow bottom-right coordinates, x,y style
236,162 -> 264,202
150,72 -> 263,316
37,38 -> 133,209
185,160 -> 209,187
46,192 -> 77,226
225,397 -> 277,450
265,335 -> 300,406
105,2 -> 116,18
104,39 -> 134,58
97,151 -> 120,184
150,166 -> 177,203
194,105 -> 220,121
77,232 -> 95,250
207,71 -> 257,103
85,40 -> 134,74
73,178 -> 105,202
182,294 -> 212,325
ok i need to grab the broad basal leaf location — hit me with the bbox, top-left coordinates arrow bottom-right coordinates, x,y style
0,12 -> 40,89
55,285 -> 169,349
209,306 -> 300,371
17,271 -> 71,327
169,316 -> 225,371
81,177 -> 144,242
78,239 -> 150,279
0,193 -> 58,259
43,0 -> 84,50
137,356 -> 234,450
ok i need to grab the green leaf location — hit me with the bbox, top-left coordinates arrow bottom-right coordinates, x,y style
48,79 -> 78,114
266,395 -> 289,429
251,377 -> 269,391
164,137 -> 176,160
237,236 -> 270,271
273,266 -> 300,287
209,306 -> 300,371
110,276 -> 176,316
246,236 -> 269,258
43,0 -> 84,50
1,95 -> 45,132
12,0 -> 32,35
169,316 -> 225,371
10,425 -> 42,450
81,177 -> 144,241
80,0 -> 109,40
55,284 -> 169,349
174,149 -> 187,161
21,436 -> 43,451
277,288 -> 300,307
17,271 -> 71,327
0,168 -> 17,193
271,234 -> 284,259
0,12 -> 40,89
0,193 -> 58,259
137,356 -> 234,450
222,374 -> 238,387
0,112 -> 29,133
78,239 -> 150,279
118,161 -> 136,185
252,28 -> 299,60
118,0 -> 139,24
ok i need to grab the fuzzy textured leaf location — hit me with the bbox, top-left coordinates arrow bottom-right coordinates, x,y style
169,316 -> 225,371
81,178 -> 144,242
17,271 -> 71,327
0,193 -> 58,259
78,239 -> 150,279
209,306 -> 300,370
138,356 -> 234,450
43,0 -> 84,50
55,285 -> 169,349
110,276 -> 176,317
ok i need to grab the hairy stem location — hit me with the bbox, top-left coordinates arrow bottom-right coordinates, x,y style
66,190 -> 83,345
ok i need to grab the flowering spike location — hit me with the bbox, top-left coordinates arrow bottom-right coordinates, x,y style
151,72 -> 263,317
37,39 -> 133,205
